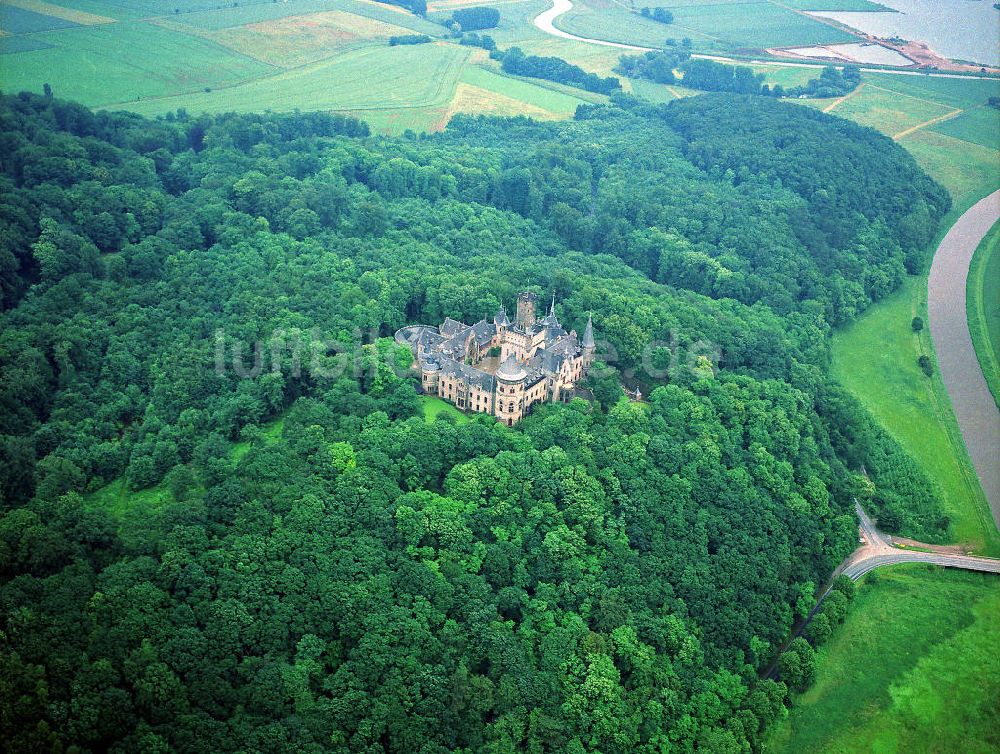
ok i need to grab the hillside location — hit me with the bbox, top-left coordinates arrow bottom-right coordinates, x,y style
0,91 -> 957,752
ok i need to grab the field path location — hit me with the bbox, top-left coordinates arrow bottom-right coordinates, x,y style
532,0 -> 1000,80
892,107 -> 962,140
822,82 -> 865,113
928,190 -> 1000,529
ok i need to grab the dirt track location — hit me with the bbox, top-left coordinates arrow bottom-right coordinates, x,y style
927,190 -> 1000,530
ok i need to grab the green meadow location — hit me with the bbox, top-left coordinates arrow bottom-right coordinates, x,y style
767,565 -> 1000,754
111,43 -> 470,117
555,0 -> 855,53
1,20 -> 275,106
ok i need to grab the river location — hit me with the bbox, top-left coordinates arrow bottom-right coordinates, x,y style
927,190 -> 1000,530
810,0 -> 1000,67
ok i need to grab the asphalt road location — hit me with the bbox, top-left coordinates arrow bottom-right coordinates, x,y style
845,503 -> 1000,578
927,190 -> 1000,530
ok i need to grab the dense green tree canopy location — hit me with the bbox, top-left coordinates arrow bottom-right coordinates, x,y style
0,90 -> 949,752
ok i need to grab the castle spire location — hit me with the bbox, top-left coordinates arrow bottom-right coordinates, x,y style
582,313 -> 595,349
550,291 -> 556,316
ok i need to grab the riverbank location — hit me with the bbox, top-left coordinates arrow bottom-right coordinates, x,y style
927,190 -> 1000,530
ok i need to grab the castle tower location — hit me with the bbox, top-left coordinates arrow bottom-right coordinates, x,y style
516,291 -> 538,330
582,313 -> 596,370
494,304 -> 509,333
421,357 -> 441,395
494,355 -> 528,426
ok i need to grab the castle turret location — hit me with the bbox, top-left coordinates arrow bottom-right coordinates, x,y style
582,313 -> 596,370
516,291 -> 538,330
421,357 -> 441,395
494,355 -> 528,426
494,304 -> 510,330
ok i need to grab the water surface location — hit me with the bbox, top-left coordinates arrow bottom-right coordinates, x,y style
809,0 -> 1000,66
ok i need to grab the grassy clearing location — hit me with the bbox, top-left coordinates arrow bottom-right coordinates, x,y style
967,221 -> 1000,409
205,10 -> 420,68
111,43 -> 469,117
419,395 -> 469,423
767,565 -> 1000,754
0,20 -> 274,105
87,416 -> 285,518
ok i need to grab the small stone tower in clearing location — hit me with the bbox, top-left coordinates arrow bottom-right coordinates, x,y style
516,291 -> 538,330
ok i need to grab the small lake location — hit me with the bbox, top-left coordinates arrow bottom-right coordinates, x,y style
809,0 -> 1000,67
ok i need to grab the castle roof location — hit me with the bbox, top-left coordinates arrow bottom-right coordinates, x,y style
472,319 -> 497,347
582,314 -> 595,349
496,355 -> 529,382
494,305 -> 510,327
436,356 -> 495,391
440,317 -> 469,338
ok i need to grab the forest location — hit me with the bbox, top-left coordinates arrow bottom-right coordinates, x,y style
0,90 -> 950,752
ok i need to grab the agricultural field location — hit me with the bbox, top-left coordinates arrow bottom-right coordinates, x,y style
930,105 -> 1000,151
778,0 -> 889,9
0,4 -> 80,33
830,82 -> 957,138
767,565 -> 1000,754
114,43 -> 470,118
175,0 -> 441,33
195,10 -> 426,68
967,223 -> 1000,408
628,77 -> 699,101
554,0 -> 856,53
459,64 -> 593,113
0,21 -> 275,106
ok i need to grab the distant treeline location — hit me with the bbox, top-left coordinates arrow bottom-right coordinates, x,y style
493,46 -> 622,94
389,34 -> 432,46
639,7 -> 674,24
459,32 -> 496,50
619,47 -> 861,99
372,0 -> 427,16
451,6 -> 500,30
616,45 -> 691,84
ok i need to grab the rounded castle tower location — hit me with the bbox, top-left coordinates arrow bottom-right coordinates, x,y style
421,356 -> 440,395
494,355 -> 527,426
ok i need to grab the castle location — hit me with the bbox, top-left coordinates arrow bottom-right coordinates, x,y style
395,292 -> 596,425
